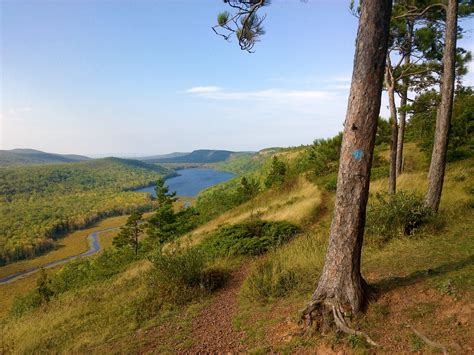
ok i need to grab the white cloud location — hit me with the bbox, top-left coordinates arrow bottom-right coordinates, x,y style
186,87 -> 334,101
1,107 -> 33,122
185,86 -> 223,94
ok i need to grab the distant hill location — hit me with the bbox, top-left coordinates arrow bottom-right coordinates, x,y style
137,152 -> 189,161
142,150 -> 247,164
0,148 -> 91,167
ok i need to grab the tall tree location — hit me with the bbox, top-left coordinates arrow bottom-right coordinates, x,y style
424,0 -> 458,211
215,0 -> 392,340
396,18 -> 414,176
386,55 -> 399,194
301,1 -> 392,336
146,178 -> 179,245
113,211 -> 144,256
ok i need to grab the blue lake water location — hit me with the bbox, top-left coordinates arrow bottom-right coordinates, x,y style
135,168 -> 235,197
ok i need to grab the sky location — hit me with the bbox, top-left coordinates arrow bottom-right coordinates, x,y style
1,0 -> 473,156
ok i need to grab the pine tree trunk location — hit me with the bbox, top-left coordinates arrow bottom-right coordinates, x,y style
425,0 -> 458,212
302,0 -> 392,324
396,93 -> 407,176
387,65 -> 398,194
396,20 -> 413,176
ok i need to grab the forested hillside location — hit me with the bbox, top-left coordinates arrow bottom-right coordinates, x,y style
142,149 -> 253,164
0,149 -> 91,167
0,158 -> 175,265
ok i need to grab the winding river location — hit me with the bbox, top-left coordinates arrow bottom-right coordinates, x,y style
0,168 -> 235,284
0,228 -> 118,284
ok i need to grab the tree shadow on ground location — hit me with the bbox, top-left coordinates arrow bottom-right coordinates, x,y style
371,254 -> 474,294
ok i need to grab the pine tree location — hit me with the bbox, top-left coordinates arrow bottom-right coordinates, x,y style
113,211 -> 143,256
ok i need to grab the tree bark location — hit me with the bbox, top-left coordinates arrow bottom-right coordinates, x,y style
387,63 -> 398,194
425,0 -> 458,212
302,0 -> 392,324
396,20 -> 413,176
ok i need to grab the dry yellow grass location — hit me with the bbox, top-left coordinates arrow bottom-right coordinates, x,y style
0,212 -> 157,320
0,260 -> 151,353
173,177 -> 321,249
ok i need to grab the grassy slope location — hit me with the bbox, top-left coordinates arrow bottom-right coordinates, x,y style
1,144 -> 472,353
235,144 -> 474,353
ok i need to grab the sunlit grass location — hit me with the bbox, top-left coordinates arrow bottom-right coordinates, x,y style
172,176 -> 321,250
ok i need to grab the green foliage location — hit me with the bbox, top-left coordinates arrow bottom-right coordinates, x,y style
406,88 -> 474,162
194,177 -> 244,222
211,152 -> 265,175
0,148 -> 90,167
199,220 -> 300,258
217,11 -> 230,25
366,192 -> 434,244
37,269 -> 54,303
113,211 -> 144,255
0,158 -> 174,265
376,117 -> 391,145
11,247 -> 137,317
306,133 -> 342,177
264,157 -> 287,188
146,179 -> 183,246
243,259 -> 298,303
237,176 -> 260,201
145,248 -> 229,306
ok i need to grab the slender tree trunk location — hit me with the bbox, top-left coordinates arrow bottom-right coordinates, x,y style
134,222 -> 139,256
425,0 -> 458,212
387,63 -> 398,194
302,0 -> 392,324
396,20 -> 413,176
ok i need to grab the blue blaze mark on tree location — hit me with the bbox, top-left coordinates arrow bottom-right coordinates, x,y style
352,149 -> 364,161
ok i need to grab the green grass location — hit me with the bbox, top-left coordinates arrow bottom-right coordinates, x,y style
1,144 -> 472,353
233,153 -> 474,352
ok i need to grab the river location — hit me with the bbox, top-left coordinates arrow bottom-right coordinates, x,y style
135,168 -> 235,197
0,168 -> 235,284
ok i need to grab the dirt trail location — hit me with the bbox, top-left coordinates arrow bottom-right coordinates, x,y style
183,266 -> 249,353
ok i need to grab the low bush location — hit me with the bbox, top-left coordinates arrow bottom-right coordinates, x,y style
146,248 -> 229,306
242,259 -> 299,303
366,192 -> 434,244
199,220 -> 300,258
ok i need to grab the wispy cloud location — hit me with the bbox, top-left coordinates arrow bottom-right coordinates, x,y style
185,87 -> 334,101
185,86 -> 223,94
1,107 -> 33,121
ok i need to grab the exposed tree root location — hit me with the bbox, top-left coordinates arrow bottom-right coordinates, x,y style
332,306 -> 378,347
408,325 -> 447,354
300,299 -> 378,348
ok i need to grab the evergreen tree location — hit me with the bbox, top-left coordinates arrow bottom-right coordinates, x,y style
237,176 -> 260,201
264,156 -> 287,188
37,268 -> 54,303
113,211 -> 144,256
147,178 -> 179,245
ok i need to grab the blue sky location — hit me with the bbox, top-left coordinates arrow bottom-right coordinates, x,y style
1,0 -> 473,156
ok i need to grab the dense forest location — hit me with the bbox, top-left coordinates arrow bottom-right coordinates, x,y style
0,158 -> 175,265
0,148 -> 91,167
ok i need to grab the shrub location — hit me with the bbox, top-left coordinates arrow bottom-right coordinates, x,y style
243,259 -> 298,303
366,192 -> 434,243
147,248 -> 229,306
306,133 -> 342,177
199,220 -> 300,258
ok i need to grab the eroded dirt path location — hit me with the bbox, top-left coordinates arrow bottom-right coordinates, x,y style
183,266 -> 249,353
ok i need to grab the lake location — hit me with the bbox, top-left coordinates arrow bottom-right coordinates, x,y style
135,168 -> 235,197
